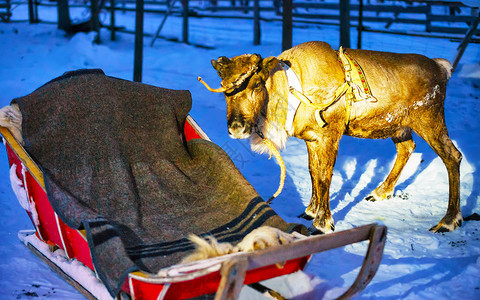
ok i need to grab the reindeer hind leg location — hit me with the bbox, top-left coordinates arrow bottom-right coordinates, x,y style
366,128 -> 415,202
412,113 -> 462,232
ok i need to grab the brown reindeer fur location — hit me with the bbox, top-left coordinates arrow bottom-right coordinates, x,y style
208,41 -> 461,234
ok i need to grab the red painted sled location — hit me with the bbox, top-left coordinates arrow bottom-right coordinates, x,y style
1,118 -> 386,300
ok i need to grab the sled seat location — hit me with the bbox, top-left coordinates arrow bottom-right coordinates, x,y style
1,122 -> 386,300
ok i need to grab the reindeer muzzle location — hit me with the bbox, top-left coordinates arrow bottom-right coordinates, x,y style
228,116 -> 252,139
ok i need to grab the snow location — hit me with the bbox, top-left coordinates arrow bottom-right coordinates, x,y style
18,231 -> 113,300
1,2 -> 480,299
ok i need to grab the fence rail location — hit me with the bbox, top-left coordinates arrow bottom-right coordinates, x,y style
2,0 -> 477,83
2,1 -> 479,46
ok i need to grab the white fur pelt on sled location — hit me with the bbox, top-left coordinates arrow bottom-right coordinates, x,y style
182,226 -> 296,263
0,104 -> 23,144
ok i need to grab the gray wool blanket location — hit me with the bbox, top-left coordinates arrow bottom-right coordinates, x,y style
13,69 -> 306,297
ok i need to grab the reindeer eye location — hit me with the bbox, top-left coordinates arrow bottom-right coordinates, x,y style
253,81 -> 263,90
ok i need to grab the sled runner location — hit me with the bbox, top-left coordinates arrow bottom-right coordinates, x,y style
0,70 -> 386,299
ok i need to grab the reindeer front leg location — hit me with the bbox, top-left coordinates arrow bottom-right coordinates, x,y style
304,136 -> 341,235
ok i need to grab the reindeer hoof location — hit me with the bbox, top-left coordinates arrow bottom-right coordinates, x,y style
429,215 -> 463,233
308,227 -> 324,235
365,194 -> 392,202
298,212 -> 314,221
309,222 -> 335,235
366,189 -> 394,202
429,225 -> 450,233
366,193 -> 384,202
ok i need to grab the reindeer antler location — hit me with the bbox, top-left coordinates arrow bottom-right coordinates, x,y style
198,61 -> 260,93
197,77 -> 227,93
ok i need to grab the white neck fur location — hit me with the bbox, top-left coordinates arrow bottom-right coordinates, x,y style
250,61 -> 299,155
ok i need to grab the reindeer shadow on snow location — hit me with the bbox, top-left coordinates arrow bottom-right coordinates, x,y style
356,254 -> 477,299
308,245 -> 478,299
327,135 -> 441,224
329,137 -> 396,220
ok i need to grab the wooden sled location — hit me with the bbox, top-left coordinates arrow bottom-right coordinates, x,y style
1,119 -> 387,300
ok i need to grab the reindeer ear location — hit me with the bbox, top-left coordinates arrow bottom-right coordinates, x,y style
211,56 -> 231,79
250,54 -> 262,65
259,56 -> 279,81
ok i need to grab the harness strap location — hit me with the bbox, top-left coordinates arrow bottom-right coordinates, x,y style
289,86 -> 343,128
337,47 -> 378,125
282,47 -> 378,128
279,61 -> 302,135
280,61 -> 347,130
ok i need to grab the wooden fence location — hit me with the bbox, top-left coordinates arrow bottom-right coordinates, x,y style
0,0 -> 11,22
7,1 -> 480,44
3,0 -> 478,79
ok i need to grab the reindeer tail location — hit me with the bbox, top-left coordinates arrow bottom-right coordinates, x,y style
433,58 -> 453,81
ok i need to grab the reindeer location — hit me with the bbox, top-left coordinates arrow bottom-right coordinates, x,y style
199,41 -> 462,234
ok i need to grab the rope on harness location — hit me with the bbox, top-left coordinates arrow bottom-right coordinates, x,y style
255,126 -> 286,204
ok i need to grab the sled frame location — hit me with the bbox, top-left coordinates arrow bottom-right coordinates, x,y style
2,124 -> 386,299
214,223 -> 386,300
19,223 -> 386,300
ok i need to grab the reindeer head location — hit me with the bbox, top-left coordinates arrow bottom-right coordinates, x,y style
199,54 -> 279,139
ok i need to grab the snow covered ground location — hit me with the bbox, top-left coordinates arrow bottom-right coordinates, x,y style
0,2 -> 479,299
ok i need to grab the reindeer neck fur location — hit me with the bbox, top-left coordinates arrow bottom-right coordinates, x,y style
250,63 -> 291,155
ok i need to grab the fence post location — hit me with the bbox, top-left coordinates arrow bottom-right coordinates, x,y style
91,0 -> 101,44
182,0 -> 189,44
452,13 -> 480,71
254,0 -> 261,45
426,3 -> 431,32
56,0 -> 70,31
282,0 -> 292,51
134,0 -> 144,83
339,0 -> 351,48
28,0 -> 35,23
357,0 -> 363,49
110,0 -> 116,41
34,0 -> 38,23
